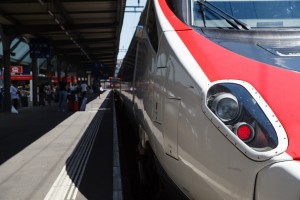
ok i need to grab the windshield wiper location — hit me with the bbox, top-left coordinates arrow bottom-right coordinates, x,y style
199,1 -> 207,27
197,0 -> 251,30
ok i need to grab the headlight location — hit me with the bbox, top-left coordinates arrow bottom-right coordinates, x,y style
207,83 -> 278,152
210,93 -> 240,123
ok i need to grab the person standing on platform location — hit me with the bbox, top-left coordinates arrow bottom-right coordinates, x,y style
10,82 -> 19,110
20,85 -> 28,107
44,82 -> 52,105
80,81 -> 88,97
38,83 -> 46,106
99,84 -> 103,99
58,81 -> 68,112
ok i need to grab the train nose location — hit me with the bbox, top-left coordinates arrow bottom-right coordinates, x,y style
255,161 -> 300,200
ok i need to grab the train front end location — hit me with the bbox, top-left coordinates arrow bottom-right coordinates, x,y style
157,0 -> 300,199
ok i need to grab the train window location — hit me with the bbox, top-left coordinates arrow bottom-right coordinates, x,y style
146,1 -> 159,52
193,0 -> 300,29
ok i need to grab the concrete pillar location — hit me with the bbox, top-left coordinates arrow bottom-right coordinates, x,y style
86,71 -> 91,86
65,64 -> 68,83
57,62 -> 61,83
31,58 -> 38,106
46,57 -> 52,83
3,46 -> 11,112
51,55 -> 60,83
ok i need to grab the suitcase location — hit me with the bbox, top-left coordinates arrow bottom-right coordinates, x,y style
74,100 -> 79,111
68,100 -> 74,111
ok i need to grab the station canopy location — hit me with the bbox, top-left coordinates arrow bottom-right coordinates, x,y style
0,0 -> 126,78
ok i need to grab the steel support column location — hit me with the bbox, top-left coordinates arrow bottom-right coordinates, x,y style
31,58 -> 38,106
0,26 -> 13,113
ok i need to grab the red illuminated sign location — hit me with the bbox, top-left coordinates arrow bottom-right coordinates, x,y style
10,66 -> 23,74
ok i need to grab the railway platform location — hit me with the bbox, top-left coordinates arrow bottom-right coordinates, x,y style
0,90 -> 123,200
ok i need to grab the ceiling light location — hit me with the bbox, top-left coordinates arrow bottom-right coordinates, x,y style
38,0 -> 45,5
54,18 -> 60,24
47,10 -> 54,17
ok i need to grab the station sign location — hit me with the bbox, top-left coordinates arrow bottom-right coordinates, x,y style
29,38 -> 51,58
10,66 -> 23,74
9,66 -> 32,80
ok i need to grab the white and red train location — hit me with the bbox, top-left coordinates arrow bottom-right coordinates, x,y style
116,0 -> 300,199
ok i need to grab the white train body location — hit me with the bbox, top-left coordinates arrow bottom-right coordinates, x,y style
117,0 -> 300,199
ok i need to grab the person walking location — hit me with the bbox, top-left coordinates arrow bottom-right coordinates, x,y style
80,81 -> 88,97
44,82 -> 52,105
10,82 -> 19,110
58,81 -> 68,112
99,84 -> 103,99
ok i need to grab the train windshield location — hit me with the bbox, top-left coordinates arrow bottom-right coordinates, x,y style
193,0 -> 300,29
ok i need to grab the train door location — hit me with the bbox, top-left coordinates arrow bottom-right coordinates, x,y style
163,57 -> 181,160
154,38 -> 181,160
153,66 -> 166,128
147,0 -> 164,132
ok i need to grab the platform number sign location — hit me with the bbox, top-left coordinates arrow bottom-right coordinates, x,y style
29,38 -> 51,58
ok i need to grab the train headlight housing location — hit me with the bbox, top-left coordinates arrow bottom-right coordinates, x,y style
210,93 -> 240,123
205,82 -> 287,160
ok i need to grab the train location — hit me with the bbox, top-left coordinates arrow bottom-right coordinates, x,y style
115,0 -> 300,199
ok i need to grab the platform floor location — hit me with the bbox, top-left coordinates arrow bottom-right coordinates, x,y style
0,90 -> 122,200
